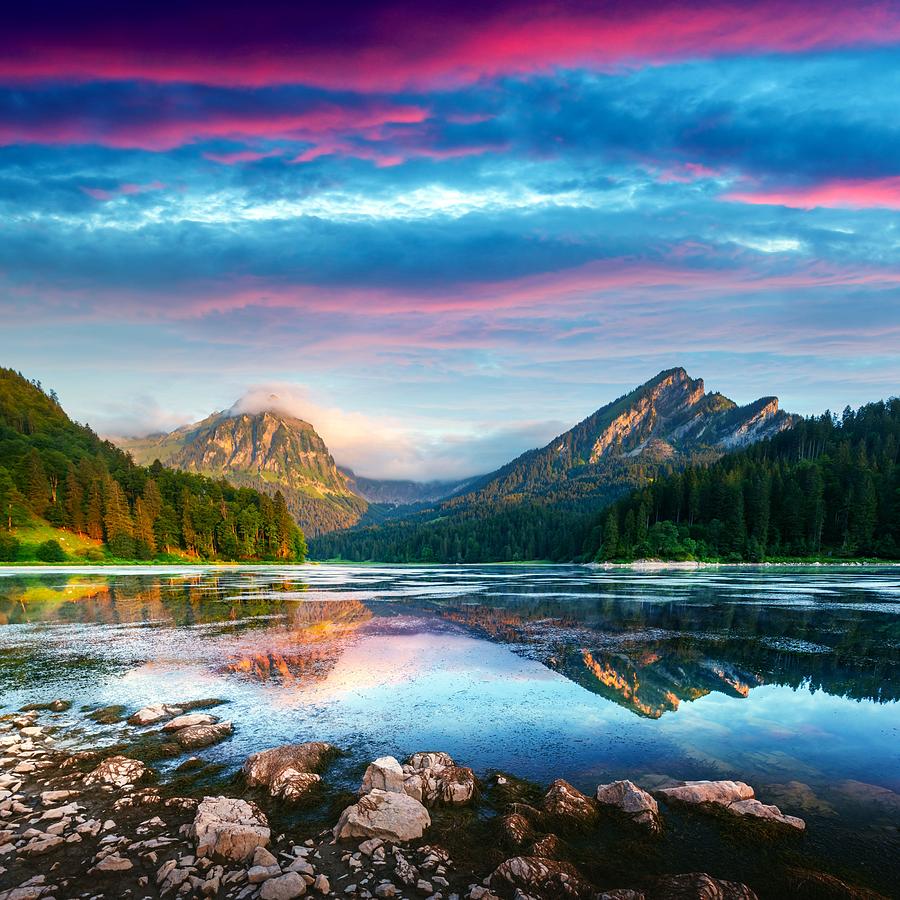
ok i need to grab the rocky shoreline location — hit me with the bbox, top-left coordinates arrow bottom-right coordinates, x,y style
0,701 -> 889,900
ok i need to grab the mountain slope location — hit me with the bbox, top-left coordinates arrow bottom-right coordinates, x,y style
310,367 -> 798,562
450,367 -> 795,508
122,409 -> 367,537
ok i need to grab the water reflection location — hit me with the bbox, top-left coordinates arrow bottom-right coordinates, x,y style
1,567 -> 898,721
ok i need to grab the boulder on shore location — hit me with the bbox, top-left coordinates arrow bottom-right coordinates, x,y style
595,780 -> 661,832
84,755 -> 150,789
191,795 -> 270,862
333,788 -> 431,841
243,742 -> 337,801
541,779 -> 598,826
358,751 -> 477,807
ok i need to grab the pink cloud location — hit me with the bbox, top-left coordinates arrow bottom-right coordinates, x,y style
0,103 -> 428,151
2,2 -> 899,90
658,162 -> 722,183
723,176 -> 900,210
80,180 -> 166,201
202,149 -> 286,165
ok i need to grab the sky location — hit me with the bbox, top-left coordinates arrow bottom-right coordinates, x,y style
1,0 -> 899,479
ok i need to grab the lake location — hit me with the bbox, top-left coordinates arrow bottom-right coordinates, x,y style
1,564 -> 898,893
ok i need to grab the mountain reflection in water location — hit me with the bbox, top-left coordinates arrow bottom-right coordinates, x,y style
0,567 -> 897,721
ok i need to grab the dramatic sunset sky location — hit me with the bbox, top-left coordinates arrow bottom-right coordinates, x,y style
2,0 -> 899,478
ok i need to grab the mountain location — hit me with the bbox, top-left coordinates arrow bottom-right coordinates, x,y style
447,367 -> 796,508
120,409 -> 367,537
310,367 -> 799,562
0,367 -> 306,563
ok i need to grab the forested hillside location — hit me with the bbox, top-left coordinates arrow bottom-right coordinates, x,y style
585,400 -> 900,562
0,368 -> 306,562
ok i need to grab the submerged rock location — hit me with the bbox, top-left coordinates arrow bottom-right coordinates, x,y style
244,742 -> 336,784
489,855 -> 592,899
727,798 -> 805,830
173,721 -> 233,749
84,756 -> 150,789
334,788 -> 431,841
162,712 -> 219,731
595,780 -> 661,832
784,867 -> 889,899
191,795 -> 270,861
650,872 -> 758,899
656,780 -> 804,830
128,703 -> 183,726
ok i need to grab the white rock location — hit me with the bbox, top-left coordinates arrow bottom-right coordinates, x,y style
129,703 -> 183,725
84,756 -> 150,789
191,795 -> 270,862
595,780 -> 661,831
261,872 -> 308,900
334,789 -> 431,842
361,757 -> 407,795
162,713 -> 219,732
656,780 -> 754,805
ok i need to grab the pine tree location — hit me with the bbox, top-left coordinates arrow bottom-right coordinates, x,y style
133,497 -> 157,559
103,477 -> 134,556
86,481 -> 104,541
24,449 -> 49,516
64,465 -> 84,533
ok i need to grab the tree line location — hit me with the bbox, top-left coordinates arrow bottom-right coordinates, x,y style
584,399 -> 900,562
0,368 -> 306,562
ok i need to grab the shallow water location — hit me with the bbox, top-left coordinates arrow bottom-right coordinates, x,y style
1,564 -> 898,891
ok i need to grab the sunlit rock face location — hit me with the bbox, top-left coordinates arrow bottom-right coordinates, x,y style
406,367 -> 798,525
119,408 -> 368,536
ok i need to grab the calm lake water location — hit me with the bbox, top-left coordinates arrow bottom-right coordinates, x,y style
1,564 -> 898,890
